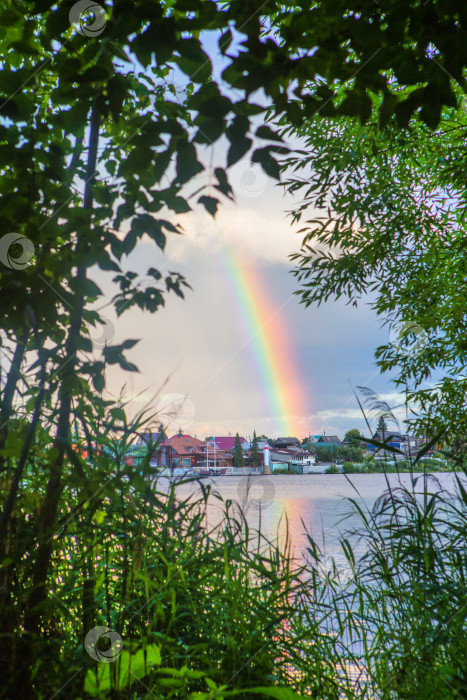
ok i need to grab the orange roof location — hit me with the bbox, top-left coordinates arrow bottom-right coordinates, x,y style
161,434 -> 204,455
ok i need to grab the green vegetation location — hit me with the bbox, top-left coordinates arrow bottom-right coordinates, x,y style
232,432 -> 245,468
376,416 -> 388,434
250,430 -> 260,467
344,428 -> 363,448
1,422 -> 322,698
0,3 -> 301,691
2,2 -> 467,698
339,472 -> 467,699
342,462 -> 357,474
324,465 -> 341,474
332,458 -> 450,474
307,443 -> 364,465
286,102 -> 467,440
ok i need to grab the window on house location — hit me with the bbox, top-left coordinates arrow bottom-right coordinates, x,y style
182,458 -> 191,466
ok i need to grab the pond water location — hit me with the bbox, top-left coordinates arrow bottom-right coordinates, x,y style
172,472 -> 464,568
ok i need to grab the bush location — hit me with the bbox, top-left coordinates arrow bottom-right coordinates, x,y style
337,446 -> 364,462
416,457 -> 443,472
342,462 -> 360,474
325,465 -> 341,474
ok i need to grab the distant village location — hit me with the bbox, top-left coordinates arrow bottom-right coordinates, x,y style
135,425 -> 437,476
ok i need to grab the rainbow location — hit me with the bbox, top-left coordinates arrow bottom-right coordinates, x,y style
218,241 -> 310,437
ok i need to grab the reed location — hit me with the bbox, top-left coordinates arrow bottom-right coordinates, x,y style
3,407 -> 466,698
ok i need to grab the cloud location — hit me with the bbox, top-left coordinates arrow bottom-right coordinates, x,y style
169,198 -> 303,266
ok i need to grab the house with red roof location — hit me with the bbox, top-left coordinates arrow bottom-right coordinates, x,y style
151,434 -> 204,468
151,434 -> 233,469
207,436 -> 246,451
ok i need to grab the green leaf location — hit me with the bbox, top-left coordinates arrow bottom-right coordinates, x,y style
337,92 -> 373,122
109,407 -> 126,422
68,277 -> 103,298
188,82 -> 231,118
148,267 -> 162,280
174,38 -> 212,83
359,436 -> 404,455
103,344 -> 139,372
117,357 -> 139,372
93,373 -> 105,392
413,430 -> 445,464
176,141 -> 203,184
121,339 -> 139,350
198,195 -> 219,217
249,689 -> 306,699
153,149 -> 173,183
255,125 -> 283,142
251,147 -> 280,180
119,645 -> 161,687
214,167 -> 233,199
97,253 -> 121,272
84,668 -> 106,696
225,689 -> 306,699
226,115 -> 252,167
131,214 -> 166,250
84,645 -> 161,695
93,510 -> 106,525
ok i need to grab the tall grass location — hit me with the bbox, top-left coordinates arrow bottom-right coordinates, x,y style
3,410 -> 467,698
304,471 -> 467,700
3,417 -> 352,699
351,473 -> 467,698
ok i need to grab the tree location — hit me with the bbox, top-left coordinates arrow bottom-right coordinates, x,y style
177,428 -> 183,437
377,416 -> 388,435
3,3 -> 467,695
250,430 -> 260,467
315,445 -> 334,463
285,104 -> 467,441
336,445 -> 364,463
302,441 -> 317,454
0,3 -> 315,693
232,433 -> 245,468
272,1 -> 467,128
344,429 -> 362,448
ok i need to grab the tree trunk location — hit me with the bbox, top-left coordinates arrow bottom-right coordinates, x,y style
18,106 -> 100,697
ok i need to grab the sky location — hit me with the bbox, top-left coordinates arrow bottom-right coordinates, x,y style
90,28 -> 405,442
94,160 -> 402,442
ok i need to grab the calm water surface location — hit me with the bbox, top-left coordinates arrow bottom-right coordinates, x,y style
173,472 -> 463,567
